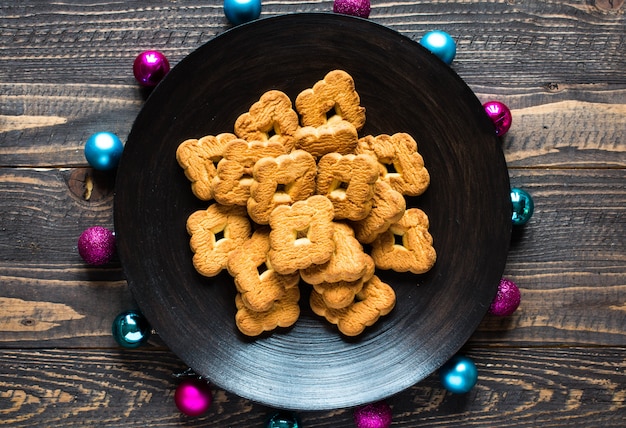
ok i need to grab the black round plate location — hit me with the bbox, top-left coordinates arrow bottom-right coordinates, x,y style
115,13 -> 511,410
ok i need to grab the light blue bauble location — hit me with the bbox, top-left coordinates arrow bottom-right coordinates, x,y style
439,355 -> 478,394
224,0 -> 262,25
419,30 -> 457,65
84,132 -> 124,170
511,187 -> 534,226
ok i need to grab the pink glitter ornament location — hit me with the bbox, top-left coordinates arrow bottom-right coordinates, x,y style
483,100 -> 512,136
77,226 -> 116,265
353,401 -> 392,428
174,378 -> 212,417
489,278 -> 521,316
333,0 -> 371,18
133,50 -> 170,87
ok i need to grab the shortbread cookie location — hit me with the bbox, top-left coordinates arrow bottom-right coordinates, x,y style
235,285 -> 300,336
350,180 -> 406,244
294,115 -> 358,158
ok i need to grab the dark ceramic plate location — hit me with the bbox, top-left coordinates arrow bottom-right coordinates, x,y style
115,13 -> 511,410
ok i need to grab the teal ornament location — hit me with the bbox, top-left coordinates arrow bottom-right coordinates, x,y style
419,30 -> 456,65
112,310 -> 151,348
223,0 -> 262,25
510,187 -> 534,226
439,355 -> 478,394
265,411 -> 300,428
84,132 -> 124,170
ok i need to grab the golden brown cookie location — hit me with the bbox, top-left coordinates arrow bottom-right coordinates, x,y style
268,195 -> 336,275
295,70 -> 366,130
316,153 -> 379,221
227,227 -> 300,312
212,139 -> 286,206
186,204 -> 252,277
234,90 -> 300,152
247,150 -> 317,224
370,208 -> 436,274
294,115 -> 358,158
350,180 -> 406,244
176,133 -> 238,201
356,133 -> 430,196
310,275 -> 396,336
235,285 -> 300,336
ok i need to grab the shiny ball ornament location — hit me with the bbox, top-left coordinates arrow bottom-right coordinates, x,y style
84,132 -> 124,171
510,187 -> 534,226
133,50 -> 170,87
333,0 -> 371,18
111,310 -> 151,349
483,100 -> 513,136
265,411 -> 300,428
419,30 -> 456,65
489,278 -> 521,316
439,355 -> 478,394
174,377 -> 213,417
78,226 -> 116,265
354,401 -> 393,428
223,0 -> 262,26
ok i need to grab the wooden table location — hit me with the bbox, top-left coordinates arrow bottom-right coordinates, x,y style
1,1 -> 624,426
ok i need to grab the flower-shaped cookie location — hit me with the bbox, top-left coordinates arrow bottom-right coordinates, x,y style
235,285 -> 300,337
350,180 -> 406,244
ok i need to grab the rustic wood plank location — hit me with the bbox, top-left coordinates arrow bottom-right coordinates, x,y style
0,347 -> 624,426
0,167 -> 624,347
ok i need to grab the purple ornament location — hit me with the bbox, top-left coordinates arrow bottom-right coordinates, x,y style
334,0 -> 371,18
354,401 -> 392,428
483,100 -> 512,136
133,50 -> 170,87
78,226 -> 115,265
174,378 -> 212,417
489,278 -> 521,316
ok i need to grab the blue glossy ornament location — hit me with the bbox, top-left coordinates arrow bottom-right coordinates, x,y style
419,30 -> 456,65
112,310 -> 151,348
265,411 -> 300,428
511,187 -> 534,226
224,0 -> 262,25
439,355 -> 478,394
84,132 -> 124,171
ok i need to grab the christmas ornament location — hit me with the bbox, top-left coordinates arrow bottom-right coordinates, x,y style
483,100 -> 513,136
510,187 -> 534,226
223,0 -> 262,25
84,131 -> 124,171
439,355 -> 478,394
419,30 -> 456,65
133,50 -> 170,87
111,310 -> 151,348
265,410 -> 300,428
174,377 -> 213,417
77,226 -> 116,265
489,278 -> 521,316
354,401 -> 392,428
333,0 -> 371,18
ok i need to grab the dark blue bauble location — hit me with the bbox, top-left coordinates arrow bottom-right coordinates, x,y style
84,132 -> 124,170
224,0 -> 262,26
511,187 -> 534,226
439,355 -> 478,394
112,310 -> 151,348
419,30 -> 456,65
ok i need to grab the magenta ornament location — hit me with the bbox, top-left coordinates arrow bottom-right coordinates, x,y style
489,278 -> 521,316
174,378 -> 213,417
333,0 -> 371,18
78,226 -> 115,265
353,401 -> 392,428
133,50 -> 170,87
483,100 -> 512,136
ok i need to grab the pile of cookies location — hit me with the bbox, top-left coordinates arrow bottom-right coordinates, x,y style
176,70 -> 436,337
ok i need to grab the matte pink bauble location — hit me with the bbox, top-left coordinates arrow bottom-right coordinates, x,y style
483,100 -> 512,136
489,278 -> 521,316
174,378 -> 212,417
77,226 -> 115,265
334,0 -> 371,18
133,50 -> 170,87
354,401 -> 392,428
